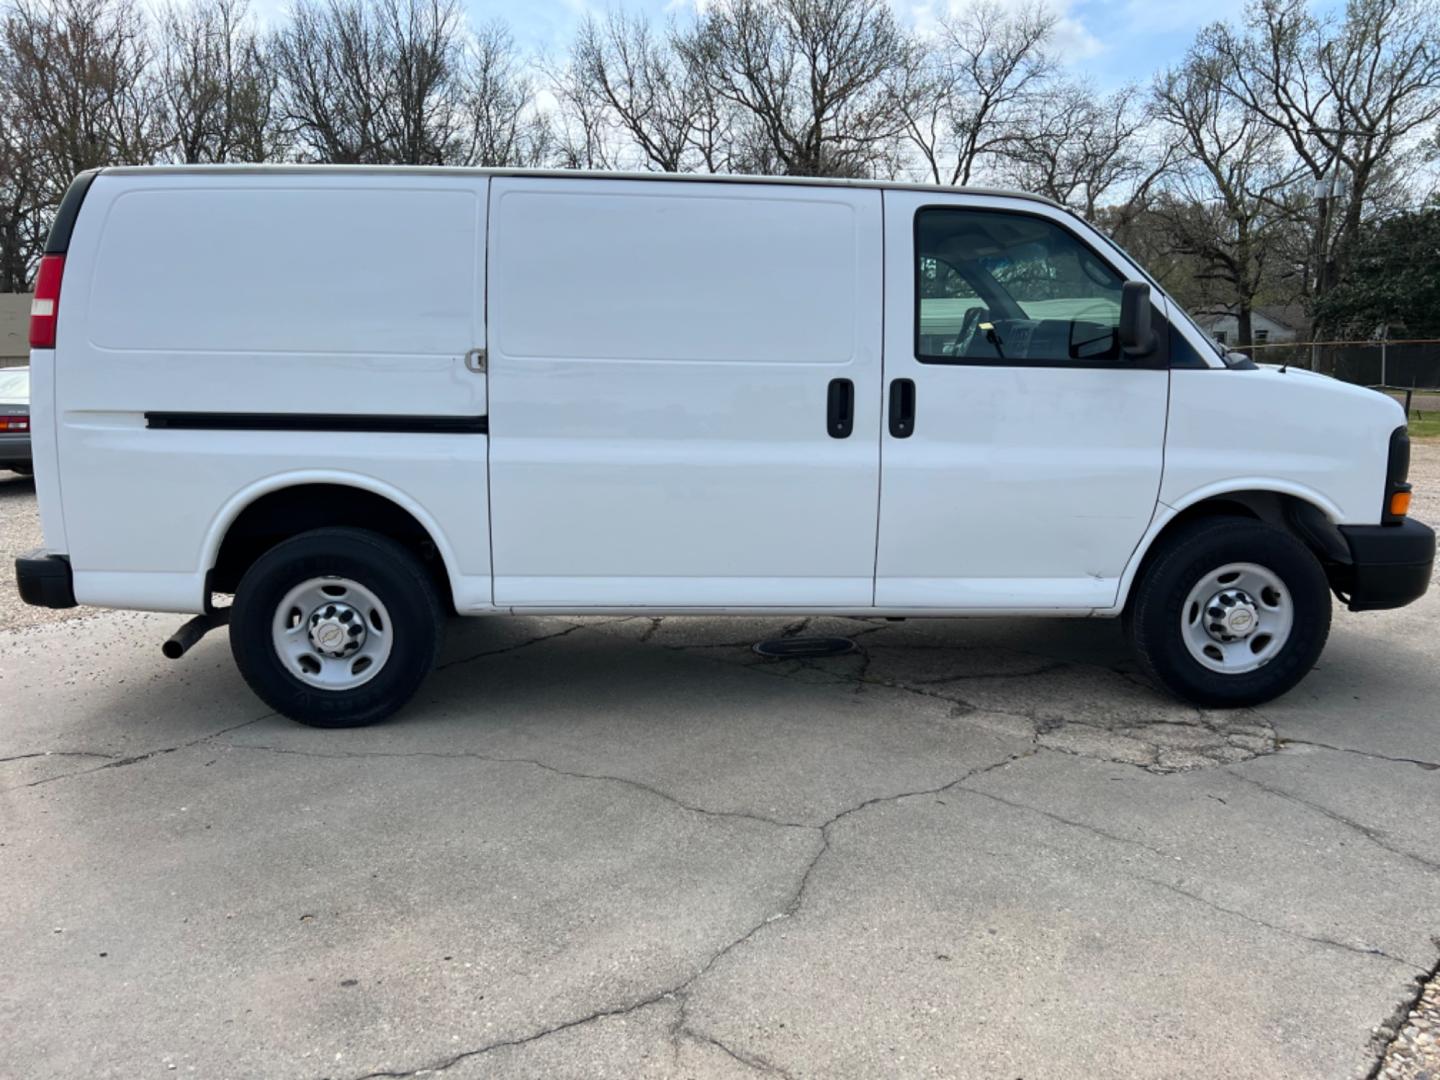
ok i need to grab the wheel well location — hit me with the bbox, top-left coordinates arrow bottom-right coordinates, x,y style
211,484 -> 454,607
1129,490 -> 1350,603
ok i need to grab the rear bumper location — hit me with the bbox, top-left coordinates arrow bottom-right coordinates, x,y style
0,433 -> 31,465
15,548 -> 76,609
1336,520 -> 1435,612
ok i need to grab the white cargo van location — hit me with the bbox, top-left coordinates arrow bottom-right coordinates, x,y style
16,166 -> 1434,726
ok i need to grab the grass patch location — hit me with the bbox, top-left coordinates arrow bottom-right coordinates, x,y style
1409,413 -> 1440,439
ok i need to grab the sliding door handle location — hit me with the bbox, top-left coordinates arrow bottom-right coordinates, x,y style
827,378 -> 854,438
888,378 -> 915,438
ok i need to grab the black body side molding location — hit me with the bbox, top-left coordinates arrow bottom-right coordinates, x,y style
145,412 -> 488,434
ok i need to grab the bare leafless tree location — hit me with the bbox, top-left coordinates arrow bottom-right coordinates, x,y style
898,0 -> 1055,186
547,45 -> 614,171
1150,52 -> 1306,345
561,12 -> 697,172
0,79 -> 46,290
271,0 -> 385,162
461,20 -> 549,167
0,0 -> 160,285
999,83 -> 1168,219
272,0 -> 465,164
158,0 -> 278,163
677,0 -> 913,178
1,0 -> 161,175
1201,0 -> 1440,302
374,0 -> 466,164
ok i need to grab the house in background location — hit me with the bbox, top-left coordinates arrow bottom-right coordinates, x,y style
1192,304 -> 1310,348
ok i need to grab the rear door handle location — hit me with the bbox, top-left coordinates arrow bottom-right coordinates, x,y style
827,378 -> 854,438
888,378 -> 915,438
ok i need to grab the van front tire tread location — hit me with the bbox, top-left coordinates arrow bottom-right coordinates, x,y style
1126,517 -> 1331,709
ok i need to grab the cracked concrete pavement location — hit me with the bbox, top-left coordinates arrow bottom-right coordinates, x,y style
2,463 -> 1439,1079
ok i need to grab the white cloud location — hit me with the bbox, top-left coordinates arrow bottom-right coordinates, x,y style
895,0 -> 1103,62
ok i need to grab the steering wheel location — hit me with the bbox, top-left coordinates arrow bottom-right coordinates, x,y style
952,306 -> 987,357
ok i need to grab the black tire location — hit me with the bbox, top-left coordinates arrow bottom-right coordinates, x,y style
1126,517 -> 1331,708
230,527 -> 443,727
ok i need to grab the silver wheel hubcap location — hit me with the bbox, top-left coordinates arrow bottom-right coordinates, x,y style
272,577 -> 392,690
1181,562 -> 1293,674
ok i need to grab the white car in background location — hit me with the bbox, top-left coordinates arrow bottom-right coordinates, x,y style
0,367 -> 31,475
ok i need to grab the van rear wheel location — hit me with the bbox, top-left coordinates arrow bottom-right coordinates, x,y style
230,527 -> 443,727
1126,517 -> 1331,708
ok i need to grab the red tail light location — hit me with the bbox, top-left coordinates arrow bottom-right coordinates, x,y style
0,415 -> 28,432
29,253 -> 65,349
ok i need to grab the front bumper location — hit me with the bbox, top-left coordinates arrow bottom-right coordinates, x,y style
1336,520 -> 1435,611
15,548 -> 76,609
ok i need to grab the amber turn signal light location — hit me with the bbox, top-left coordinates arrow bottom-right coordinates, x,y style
1389,490 -> 1411,518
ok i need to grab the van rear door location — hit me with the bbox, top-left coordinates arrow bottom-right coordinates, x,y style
53,170 -> 492,612
486,177 -> 883,608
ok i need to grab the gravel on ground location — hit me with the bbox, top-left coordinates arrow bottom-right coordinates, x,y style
0,471 -> 96,631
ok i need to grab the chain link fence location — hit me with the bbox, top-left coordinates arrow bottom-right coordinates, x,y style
1233,339 -> 1440,392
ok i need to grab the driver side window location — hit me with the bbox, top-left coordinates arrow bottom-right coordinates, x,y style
915,207 -> 1127,366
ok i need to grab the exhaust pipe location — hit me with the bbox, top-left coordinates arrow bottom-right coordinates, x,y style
162,608 -> 231,660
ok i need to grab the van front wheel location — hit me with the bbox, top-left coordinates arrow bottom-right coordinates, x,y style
230,527 -> 443,727
1126,517 -> 1331,708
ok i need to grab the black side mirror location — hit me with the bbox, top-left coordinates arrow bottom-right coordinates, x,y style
1119,281 -> 1157,357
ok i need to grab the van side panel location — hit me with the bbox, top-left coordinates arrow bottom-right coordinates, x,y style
487,178 -> 884,608
53,173 -> 493,613
1161,368 -> 1401,525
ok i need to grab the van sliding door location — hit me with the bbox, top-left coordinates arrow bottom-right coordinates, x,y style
485,177 -> 884,609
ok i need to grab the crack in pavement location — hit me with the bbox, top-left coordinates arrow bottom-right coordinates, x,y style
434,624 -> 584,672
906,661 -> 1072,684
318,733 -> 1429,1080
1137,877 -> 1428,971
2,714 -> 275,792
957,782 -> 1177,861
1277,738 -> 1440,772
778,617 -> 813,639
338,989 -> 685,1080
15,612 -> 1435,1075
0,749 -> 119,764
948,762 -> 1435,971
642,624 -> 1273,775
226,743 -> 816,830
434,616 -> 649,672
678,1025 -> 797,1078
328,752 -> 1032,1080
1225,771 -> 1440,876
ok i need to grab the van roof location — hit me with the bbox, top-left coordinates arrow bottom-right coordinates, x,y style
94,164 -> 1066,209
